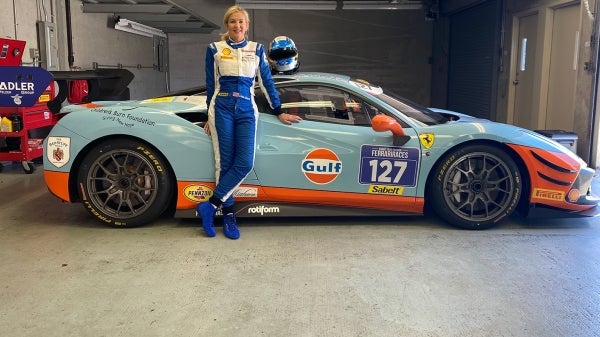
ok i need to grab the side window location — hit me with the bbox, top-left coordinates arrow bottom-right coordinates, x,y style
278,85 -> 374,126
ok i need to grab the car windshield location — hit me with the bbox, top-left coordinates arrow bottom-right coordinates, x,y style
374,90 -> 450,126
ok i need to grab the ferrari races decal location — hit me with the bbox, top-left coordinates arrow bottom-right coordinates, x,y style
419,133 -> 435,149
359,145 -> 419,187
46,136 -> 71,168
183,184 -> 213,202
302,148 -> 342,185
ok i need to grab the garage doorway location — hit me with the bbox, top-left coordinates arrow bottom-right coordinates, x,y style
546,3 -> 579,131
512,11 -> 539,129
508,2 -> 581,132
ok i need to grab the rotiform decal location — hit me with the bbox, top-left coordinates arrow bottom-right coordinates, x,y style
301,148 -> 342,185
247,205 -> 280,215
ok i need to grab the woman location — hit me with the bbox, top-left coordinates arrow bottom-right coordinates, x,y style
198,5 -> 301,239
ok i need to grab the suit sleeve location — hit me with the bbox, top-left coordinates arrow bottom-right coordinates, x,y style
256,43 -> 282,114
205,43 -> 216,108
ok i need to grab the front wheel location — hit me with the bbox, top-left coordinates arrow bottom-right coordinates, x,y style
77,138 -> 173,227
428,144 -> 522,229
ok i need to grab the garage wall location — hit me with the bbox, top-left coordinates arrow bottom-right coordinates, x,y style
168,7 -> 433,106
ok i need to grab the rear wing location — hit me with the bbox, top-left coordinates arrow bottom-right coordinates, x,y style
48,68 -> 134,113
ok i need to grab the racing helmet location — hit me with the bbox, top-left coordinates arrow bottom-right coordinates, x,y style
268,36 -> 299,74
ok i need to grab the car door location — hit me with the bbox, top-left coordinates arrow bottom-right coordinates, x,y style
252,84 -> 422,210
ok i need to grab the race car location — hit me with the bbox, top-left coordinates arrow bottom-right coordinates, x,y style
42,72 -> 599,229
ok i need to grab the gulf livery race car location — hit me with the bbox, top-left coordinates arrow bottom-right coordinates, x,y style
43,72 -> 599,229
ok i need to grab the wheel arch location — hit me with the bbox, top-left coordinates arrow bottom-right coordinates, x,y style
66,135 -> 178,216
423,139 -> 531,216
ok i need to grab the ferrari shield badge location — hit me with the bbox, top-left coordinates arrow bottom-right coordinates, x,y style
419,133 -> 435,149
46,136 -> 71,168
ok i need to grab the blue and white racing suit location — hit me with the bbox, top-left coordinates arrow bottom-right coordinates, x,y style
205,39 -> 281,209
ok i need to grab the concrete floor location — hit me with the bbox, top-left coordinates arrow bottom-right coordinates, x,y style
0,161 -> 599,337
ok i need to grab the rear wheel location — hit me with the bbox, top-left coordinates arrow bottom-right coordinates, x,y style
429,144 -> 521,229
77,138 -> 172,227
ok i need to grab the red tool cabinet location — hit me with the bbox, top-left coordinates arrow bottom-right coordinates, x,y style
0,82 -> 56,173
0,38 -> 56,173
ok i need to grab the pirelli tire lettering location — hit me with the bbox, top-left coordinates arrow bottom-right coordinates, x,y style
428,144 -> 522,230
76,138 -> 174,227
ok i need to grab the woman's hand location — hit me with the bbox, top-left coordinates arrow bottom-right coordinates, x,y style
278,113 -> 302,125
204,123 -> 211,135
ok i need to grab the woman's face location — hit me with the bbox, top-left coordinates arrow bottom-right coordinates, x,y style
226,11 -> 249,43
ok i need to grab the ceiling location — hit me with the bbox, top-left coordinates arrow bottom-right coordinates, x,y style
80,0 -> 221,34
80,0 -> 427,35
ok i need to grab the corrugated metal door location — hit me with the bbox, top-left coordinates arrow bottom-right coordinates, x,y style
447,0 -> 502,120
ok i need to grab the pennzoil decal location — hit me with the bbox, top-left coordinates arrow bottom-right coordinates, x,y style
533,188 -> 564,201
419,133 -> 435,149
368,185 -> 404,196
46,136 -> 70,168
184,184 -> 213,202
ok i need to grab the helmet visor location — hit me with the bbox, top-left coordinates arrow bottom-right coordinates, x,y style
269,48 -> 297,60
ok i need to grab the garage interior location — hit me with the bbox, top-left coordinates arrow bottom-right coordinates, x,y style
1,0 -> 600,336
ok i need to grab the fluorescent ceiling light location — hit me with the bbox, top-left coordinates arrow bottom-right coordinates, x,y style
115,18 -> 167,38
236,1 -> 337,10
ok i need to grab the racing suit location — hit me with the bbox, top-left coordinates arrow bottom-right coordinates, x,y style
205,38 -> 281,210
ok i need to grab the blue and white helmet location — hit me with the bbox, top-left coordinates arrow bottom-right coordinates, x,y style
268,36 -> 299,74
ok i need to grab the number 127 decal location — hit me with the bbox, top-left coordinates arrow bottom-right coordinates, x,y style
359,145 -> 419,186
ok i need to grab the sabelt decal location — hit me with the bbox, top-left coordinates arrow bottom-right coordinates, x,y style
368,185 -> 404,196
533,188 -> 565,201
183,184 -> 213,202
302,148 -> 342,184
46,136 -> 70,168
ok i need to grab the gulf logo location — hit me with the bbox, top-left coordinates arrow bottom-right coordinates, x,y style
302,148 -> 342,184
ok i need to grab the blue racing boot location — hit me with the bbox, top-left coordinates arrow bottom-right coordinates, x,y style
197,202 -> 217,237
223,213 -> 240,240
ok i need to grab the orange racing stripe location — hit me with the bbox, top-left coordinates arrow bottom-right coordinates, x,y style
176,181 -> 424,214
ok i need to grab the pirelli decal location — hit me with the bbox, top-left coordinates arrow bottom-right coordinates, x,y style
533,188 -> 565,201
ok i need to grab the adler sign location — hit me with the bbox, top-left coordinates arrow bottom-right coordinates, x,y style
0,66 -> 53,107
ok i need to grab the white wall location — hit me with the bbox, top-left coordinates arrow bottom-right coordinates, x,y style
1,0 -> 168,99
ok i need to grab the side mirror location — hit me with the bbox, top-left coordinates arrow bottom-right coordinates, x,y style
371,114 -> 405,136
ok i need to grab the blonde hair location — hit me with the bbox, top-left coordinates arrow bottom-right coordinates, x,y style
220,5 -> 250,41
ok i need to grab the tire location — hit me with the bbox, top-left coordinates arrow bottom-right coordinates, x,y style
428,144 -> 521,230
77,138 -> 173,227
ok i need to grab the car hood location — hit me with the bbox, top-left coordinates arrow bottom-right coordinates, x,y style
427,108 -> 584,164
